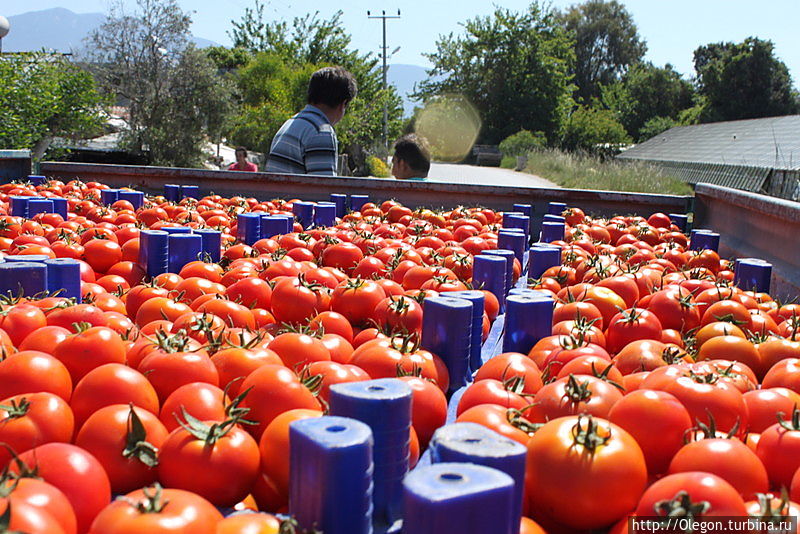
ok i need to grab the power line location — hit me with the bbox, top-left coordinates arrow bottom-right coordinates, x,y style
367,9 -> 400,151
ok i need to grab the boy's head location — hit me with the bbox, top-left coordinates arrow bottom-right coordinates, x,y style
234,147 -> 248,163
391,134 -> 431,179
307,67 -> 358,124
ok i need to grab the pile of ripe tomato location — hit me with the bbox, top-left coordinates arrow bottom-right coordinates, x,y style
0,178 -> 798,534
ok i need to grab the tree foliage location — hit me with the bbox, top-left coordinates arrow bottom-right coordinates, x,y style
0,53 -> 106,159
693,37 -> 799,122
602,62 -> 694,140
499,130 -> 547,157
227,2 -> 403,169
558,0 -> 646,102
86,0 -> 235,167
416,3 -> 575,145
560,105 -> 630,152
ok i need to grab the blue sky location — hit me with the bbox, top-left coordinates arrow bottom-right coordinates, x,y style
5,0 -> 800,83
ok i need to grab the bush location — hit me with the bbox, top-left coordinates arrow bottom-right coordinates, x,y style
638,116 -> 676,142
499,130 -> 547,157
367,155 -> 391,178
560,106 -> 631,152
500,155 -> 516,169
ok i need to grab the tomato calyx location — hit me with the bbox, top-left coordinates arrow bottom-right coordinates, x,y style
296,366 -> 325,397
119,483 -> 170,514
750,490 -> 794,521
588,362 -> 625,391
563,374 -> 593,403
570,415 -> 610,453
506,406 -> 542,435
0,398 -> 31,421
776,406 -> 800,432
0,500 -> 26,534
683,411 -> 740,444
654,490 -> 711,519
123,404 -> 160,468
175,408 -> 241,446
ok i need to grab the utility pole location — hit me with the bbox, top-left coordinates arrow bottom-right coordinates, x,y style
367,9 -> 400,152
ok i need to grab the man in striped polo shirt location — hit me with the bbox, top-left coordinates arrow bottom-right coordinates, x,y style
266,66 -> 357,176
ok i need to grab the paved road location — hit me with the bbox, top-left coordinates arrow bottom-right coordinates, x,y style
427,162 -> 558,188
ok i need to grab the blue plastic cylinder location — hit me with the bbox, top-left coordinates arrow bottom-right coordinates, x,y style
27,199 -> 54,217
503,294 -> 554,354
542,214 -> 566,223
350,194 -> 369,212
292,201 -> 315,229
314,203 -> 337,228
447,290 -> 486,374
161,226 -> 192,234
402,463 -> 516,534
100,189 -> 119,206
421,296 -> 473,392
512,204 -> 532,217
503,213 -> 530,237
168,233 -> 203,274
193,229 -> 222,263
430,423 -> 527,533
508,288 -> 552,300
164,184 -> 181,202
181,185 -> 200,199
498,230 -> 526,264
547,202 -> 566,215
277,214 -> 295,234
10,196 -> 30,218
734,259 -> 772,293
690,230 -> 720,251
669,213 -> 689,232
260,216 -> 287,239
329,379 -> 412,527
118,190 -> 145,209
237,213 -> 262,245
289,416 -> 374,534
472,255 -> 507,314
0,262 -> 48,298
528,245 -> 561,279
138,230 -> 169,277
27,175 -> 47,186
51,198 -> 68,219
540,221 -> 565,243
4,255 -> 50,264
483,249 -> 515,295
43,258 -> 82,300
330,194 -> 347,217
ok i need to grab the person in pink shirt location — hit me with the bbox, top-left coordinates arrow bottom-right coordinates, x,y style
228,147 -> 258,172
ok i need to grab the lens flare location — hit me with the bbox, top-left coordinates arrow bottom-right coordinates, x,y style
415,94 -> 481,162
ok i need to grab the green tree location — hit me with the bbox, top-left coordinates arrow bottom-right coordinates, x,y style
602,62 -> 694,139
638,116 -> 677,141
558,0 -> 646,102
560,105 -> 630,152
416,3 -> 575,145
693,37 -> 799,122
86,0 -> 235,167
0,53 -> 106,159
227,2 -> 403,173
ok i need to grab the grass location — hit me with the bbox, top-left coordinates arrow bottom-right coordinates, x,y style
522,149 -> 693,195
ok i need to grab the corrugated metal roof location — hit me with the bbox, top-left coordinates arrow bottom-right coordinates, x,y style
618,115 -> 800,171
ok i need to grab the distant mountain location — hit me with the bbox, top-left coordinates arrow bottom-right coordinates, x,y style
3,7 -> 218,54
387,64 -> 430,117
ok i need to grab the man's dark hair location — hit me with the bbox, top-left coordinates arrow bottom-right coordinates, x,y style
307,66 -> 358,108
235,147 -> 248,157
394,134 -> 431,175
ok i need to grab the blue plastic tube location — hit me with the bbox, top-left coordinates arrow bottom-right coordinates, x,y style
330,193 -> 348,217
498,230 -> 526,264
289,416 -> 374,534
161,226 -> 192,234
472,255 -> 507,314
181,185 -> 200,199
4,255 -> 51,263
547,201 -> 566,215
528,245 -> 561,279
402,463 -> 516,534
734,258 -> 772,293
314,203 -> 337,228
168,233 -> 203,274
27,175 -> 47,186
138,229 -> 169,277
51,198 -> 68,219
0,262 -> 48,297
540,221 -> 565,243
292,201 -> 315,229
193,229 -> 222,263
689,229 -> 720,251
164,184 -> 181,202
100,189 -> 119,206
329,379 -> 412,528
512,203 -> 532,217
43,258 -> 82,300
421,296 -> 473,392
350,194 -> 369,212
447,290 -> 485,374
503,294 -> 554,354
118,190 -> 144,209
669,213 -> 689,232
237,213 -> 262,245
430,423 -> 527,533
482,249 -> 515,295
27,199 -> 54,217
10,196 -> 30,218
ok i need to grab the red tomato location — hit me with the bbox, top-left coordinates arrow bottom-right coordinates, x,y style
75,404 -> 168,494
0,350 -> 72,401
756,406 -> 800,489
268,332 -> 330,368
526,415 -> 647,529
210,347 -> 282,397
634,472 -> 747,517
473,352 -> 543,395
397,376 -> 448,448
52,326 -> 126,383
89,485 -> 222,534
528,374 -> 623,423
0,392 -> 74,468
259,408 -> 323,499
0,477 -> 76,534
159,383 -> 227,433
330,279 -> 386,327
0,499 -> 66,534
10,443 -> 111,534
